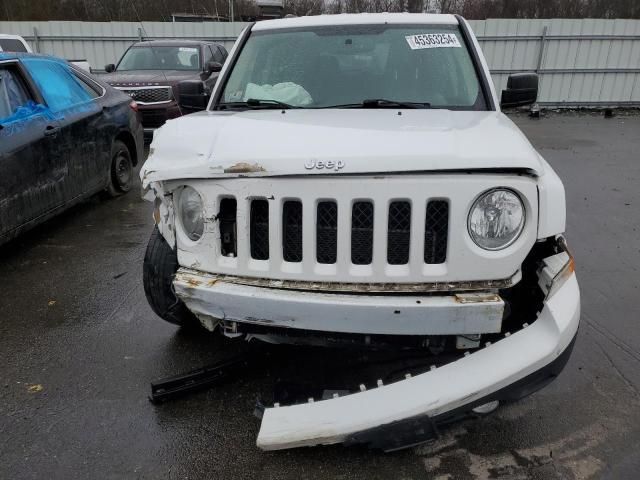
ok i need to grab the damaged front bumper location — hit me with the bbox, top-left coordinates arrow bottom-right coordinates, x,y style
256,271 -> 579,450
171,237 -> 579,451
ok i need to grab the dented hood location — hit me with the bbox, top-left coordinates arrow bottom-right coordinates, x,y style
141,109 -> 543,186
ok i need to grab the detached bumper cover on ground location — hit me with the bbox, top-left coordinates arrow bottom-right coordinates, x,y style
256,273 -> 579,450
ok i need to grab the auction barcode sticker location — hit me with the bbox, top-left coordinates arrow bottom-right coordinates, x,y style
405,33 -> 461,50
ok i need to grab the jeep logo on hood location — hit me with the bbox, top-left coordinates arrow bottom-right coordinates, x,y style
304,159 -> 345,171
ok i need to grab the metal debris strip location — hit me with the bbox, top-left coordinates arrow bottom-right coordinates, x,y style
149,355 -> 251,404
175,268 -> 519,294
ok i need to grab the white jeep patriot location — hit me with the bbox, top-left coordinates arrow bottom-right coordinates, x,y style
141,13 -> 580,451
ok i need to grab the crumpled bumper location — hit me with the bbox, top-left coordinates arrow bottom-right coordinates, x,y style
256,272 -> 580,450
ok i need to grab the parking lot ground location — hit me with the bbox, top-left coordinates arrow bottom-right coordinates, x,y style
1,112 -> 640,479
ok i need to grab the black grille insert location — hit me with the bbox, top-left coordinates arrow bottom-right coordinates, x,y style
219,198 -> 237,257
424,200 -> 449,264
282,201 -> 303,262
122,87 -> 171,104
250,199 -> 269,260
316,201 -> 337,264
351,201 -> 374,265
387,201 -> 411,265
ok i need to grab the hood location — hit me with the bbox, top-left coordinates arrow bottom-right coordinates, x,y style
100,69 -> 200,87
142,109 -> 544,186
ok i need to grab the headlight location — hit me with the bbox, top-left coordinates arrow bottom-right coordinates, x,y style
468,188 -> 525,250
179,186 -> 204,241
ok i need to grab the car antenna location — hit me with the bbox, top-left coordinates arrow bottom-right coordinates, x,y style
129,2 -> 177,115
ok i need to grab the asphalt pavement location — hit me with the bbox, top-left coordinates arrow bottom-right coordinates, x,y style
1,112 -> 640,479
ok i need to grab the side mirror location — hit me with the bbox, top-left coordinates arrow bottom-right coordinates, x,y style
206,62 -> 223,74
105,64 -> 116,73
177,80 -> 209,112
500,73 -> 538,108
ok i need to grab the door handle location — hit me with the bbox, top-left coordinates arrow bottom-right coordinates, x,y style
44,125 -> 59,138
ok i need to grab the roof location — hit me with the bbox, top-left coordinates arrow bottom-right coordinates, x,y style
132,40 -> 210,47
0,34 -> 27,39
252,13 -> 459,31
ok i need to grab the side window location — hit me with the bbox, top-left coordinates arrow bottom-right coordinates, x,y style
0,39 -> 29,52
218,46 -> 228,62
214,46 -> 225,63
203,45 -> 215,65
73,73 -> 100,99
22,58 -> 93,112
0,66 -> 34,122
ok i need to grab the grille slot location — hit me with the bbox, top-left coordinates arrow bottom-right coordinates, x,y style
219,198 -> 237,258
351,201 -> 374,265
122,87 -> 171,104
387,201 -> 411,265
250,199 -> 269,260
424,200 -> 449,264
316,201 -> 337,264
282,201 -> 303,262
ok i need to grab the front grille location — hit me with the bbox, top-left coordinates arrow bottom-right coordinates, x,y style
351,202 -> 374,265
120,87 -> 171,104
387,201 -> 411,265
250,200 -> 269,260
242,197 -> 448,269
424,200 -> 449,264
316,202 -> 337,264
140,109 -> 168,129
282,201 -> 303,262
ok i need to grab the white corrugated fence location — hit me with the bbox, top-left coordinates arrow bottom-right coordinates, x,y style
1,18 -> 639,107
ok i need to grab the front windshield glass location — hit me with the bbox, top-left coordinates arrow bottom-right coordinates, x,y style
117,46 -> 200,71
219,24 -> 485,109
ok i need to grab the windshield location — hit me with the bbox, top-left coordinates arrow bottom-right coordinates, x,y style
117,46 -> 200,71
218,24 -> 485,110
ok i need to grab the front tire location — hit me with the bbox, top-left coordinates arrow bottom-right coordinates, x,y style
143,227 -> 200,328
107,140 -> 133,197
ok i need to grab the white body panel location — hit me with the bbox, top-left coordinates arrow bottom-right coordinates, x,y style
257,272 -> 580,450
143,110 -> 543,185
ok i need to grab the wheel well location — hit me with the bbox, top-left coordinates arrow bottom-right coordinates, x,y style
115,130 -> 138,166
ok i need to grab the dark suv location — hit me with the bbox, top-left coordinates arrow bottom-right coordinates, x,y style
101,40 -> 227,141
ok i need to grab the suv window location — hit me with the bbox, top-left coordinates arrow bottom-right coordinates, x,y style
22,58 -> 93,112
220,25 -> 484,110
0,66 -> 33,121
204,45 -> 215,65
214,45 -> 226,63
0,38 -> 28,52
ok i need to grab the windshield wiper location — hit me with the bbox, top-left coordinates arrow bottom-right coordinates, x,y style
321,99 -> 431,109
219,98 -> 299,110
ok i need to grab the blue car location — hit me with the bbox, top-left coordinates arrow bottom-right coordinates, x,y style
0,52 -> 143,245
